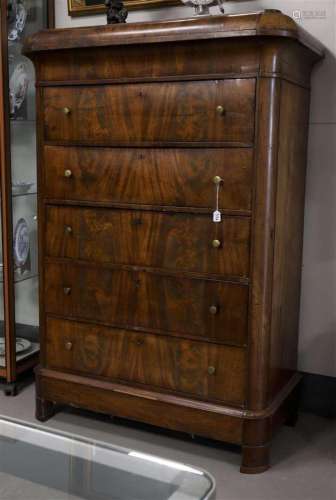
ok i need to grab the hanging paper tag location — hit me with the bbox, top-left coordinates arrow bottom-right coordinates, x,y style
213,210 -> 221,223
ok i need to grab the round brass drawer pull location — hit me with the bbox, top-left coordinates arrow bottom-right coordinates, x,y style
63,287 -> 72,295
65,342 -> 73,351
65,225 -> 73,234
64,169 -> 72,178
208,366 -> 216,376
213,176 -> 222,185
209,305 -> 218,315
63,107 -> 71,115
216,105 -> 225,116
212,239 -> 221,249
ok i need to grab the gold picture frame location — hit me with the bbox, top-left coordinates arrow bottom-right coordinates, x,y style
68,0 -> 180,15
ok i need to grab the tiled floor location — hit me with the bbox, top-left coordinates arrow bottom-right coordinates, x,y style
0,382 -> 335,500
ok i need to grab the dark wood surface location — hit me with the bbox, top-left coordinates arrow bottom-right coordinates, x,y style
44,262 -> 249,345
33,39 -> 260,84
268,80 -> 311,401
45,317 -> 246,406
42,80 -> 255,145
23,11 -> 324,55
43,146 -> 253,212
26,11 -> 323,473
45,206 -> 251,277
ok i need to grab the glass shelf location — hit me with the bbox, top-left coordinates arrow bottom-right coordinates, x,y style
10,119 -> 36,124
14,273 -> 38,284
0,273 -> 38,285
12,192 -> 37,198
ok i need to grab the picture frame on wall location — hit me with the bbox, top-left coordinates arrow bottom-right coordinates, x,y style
68,0 -> 179,15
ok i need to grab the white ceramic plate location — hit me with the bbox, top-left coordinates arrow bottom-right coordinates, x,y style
13,217 -> 30,267
0,337 -> 32,357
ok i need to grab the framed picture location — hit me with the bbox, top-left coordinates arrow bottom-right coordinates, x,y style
68,0 -> 180,15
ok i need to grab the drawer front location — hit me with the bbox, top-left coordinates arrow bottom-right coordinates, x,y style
43,146 -> 253,212
46,206 -> 251,278
44,262 -> 248,345
45,317 -> 246,406
43,80 -> 255,144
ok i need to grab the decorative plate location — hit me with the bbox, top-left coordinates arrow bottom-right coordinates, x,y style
0,337 -> 31,356
8,1 -> 27,42
13,217 -> 30,268
9,59 -> 29,116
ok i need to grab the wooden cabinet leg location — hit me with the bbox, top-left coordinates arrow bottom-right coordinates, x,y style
4,383 -> 18,397
241,417 -> 271,474
240,443 -> 270,474
36,397 -> 56,422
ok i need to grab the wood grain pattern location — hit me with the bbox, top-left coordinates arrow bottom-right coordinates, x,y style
247,77 -> 281,411
268,81 -> 311,401
35,39 -> 260,83
43,80 -> 256,145
26,11 -> 323,473
23,12 -> 324,56
44,262 -> 249,345
37,368 -> 244,444
43,146 -> 253,212
45,317 -> 246,406
45,206 -> 251,278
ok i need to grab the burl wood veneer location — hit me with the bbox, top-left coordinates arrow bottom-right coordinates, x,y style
24,10 -> 324,473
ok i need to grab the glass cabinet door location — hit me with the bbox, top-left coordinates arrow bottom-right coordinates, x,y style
0,208 -> 6,375
0,1 -> 54,393
9,0 -> 43,370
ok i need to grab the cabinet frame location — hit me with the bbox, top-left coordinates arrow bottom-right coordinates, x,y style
0,0 -> 55,394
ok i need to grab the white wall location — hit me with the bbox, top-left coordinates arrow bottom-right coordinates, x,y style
55,0 -> 336,378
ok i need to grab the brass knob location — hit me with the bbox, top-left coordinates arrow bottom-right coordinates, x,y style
63,287 -> 72,295
213,176 -> 222,185
209,305 -> 218,315
208,366 -> 216,376
65,342 -> 73,351
136,339 -> 144,346
212,239 -> 221,249
63,107 -> 71,115
64,169 -> 72,178
65,226 -> 73,234
216,105 -> 225,116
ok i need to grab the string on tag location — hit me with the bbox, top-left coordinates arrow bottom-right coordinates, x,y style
213,182 -> 221,223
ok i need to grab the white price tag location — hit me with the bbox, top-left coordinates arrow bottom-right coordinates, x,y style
213,210 -> 221,223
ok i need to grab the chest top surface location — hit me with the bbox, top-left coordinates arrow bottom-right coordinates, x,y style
23,10 -> 324,58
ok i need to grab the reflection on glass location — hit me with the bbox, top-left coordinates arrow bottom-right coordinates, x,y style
8,1 -> 49,364
0,206 -> 5,369
0,417 -> 216,499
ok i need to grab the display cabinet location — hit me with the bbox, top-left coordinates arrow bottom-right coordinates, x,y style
0,0 -> 54,395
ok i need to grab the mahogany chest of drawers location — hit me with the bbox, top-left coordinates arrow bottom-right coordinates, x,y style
24,11 -> 323,473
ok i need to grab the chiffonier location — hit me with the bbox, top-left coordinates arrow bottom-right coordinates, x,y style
23,11 -> 323,473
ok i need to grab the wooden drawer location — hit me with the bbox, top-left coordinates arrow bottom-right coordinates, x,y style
43,79 -> 255,145
46,206 -> 250,278
44,262 -> 248,345
45,317 -> 246,406
43,146 -> 253,212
